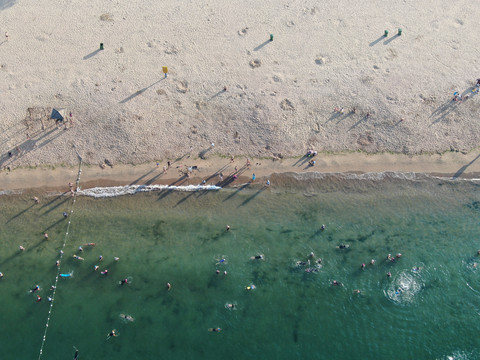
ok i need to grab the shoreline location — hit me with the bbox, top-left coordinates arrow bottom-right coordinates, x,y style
2,150 -> 480,193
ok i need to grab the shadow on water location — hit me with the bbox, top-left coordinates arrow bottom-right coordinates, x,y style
452,154 -> 480,179
6,203 -> 35,223
223,183 -> 250,202
43,217 -> 67,232
40,192 -> 70,209
41,197 -> 70,216
238,187 -> 267,207
0,0 -> 16,12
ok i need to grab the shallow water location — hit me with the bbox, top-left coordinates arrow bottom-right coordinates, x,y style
1,173 -> 480,360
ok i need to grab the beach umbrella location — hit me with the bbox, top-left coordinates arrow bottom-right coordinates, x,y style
50,108 -> 66,121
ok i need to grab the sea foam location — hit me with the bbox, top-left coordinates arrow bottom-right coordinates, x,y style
77,184 -> 221,198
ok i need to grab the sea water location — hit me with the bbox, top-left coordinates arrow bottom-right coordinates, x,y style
1,172 -> 480,360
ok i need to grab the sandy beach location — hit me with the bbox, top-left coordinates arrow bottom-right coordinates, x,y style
1,0 -> 480,182
1,151 -> 480,192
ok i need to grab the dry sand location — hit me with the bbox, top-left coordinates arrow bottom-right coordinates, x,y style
0,0 -> 480,180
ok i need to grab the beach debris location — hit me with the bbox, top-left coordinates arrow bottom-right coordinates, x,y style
249,59 -> 261,68
315,56 -> 326,65
100,13 -> 114,22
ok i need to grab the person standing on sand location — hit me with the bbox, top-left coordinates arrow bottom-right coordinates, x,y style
5,32 -> 8,41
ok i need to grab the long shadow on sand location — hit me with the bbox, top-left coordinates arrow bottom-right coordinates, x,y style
254,39 -> 271,51
83,48 -> 102,60
452,154 -> 480,179
0,0 -> 16,12
119,79 -> 164,104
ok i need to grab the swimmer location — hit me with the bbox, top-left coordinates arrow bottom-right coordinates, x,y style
33,196 -> 39,204
73,347 -> 79,360
94,265 -> 99,271
166,282 -> 171,290
353,289 -> 361,294
208,328 -> 222,332
224,271 -> 227,276
216,257 -> 226,265
246,284 -> 256,291
332,280 -> 342,286
216,269 -> 220,274
47,297 -> 52,302
321,224 -> 326,230
361,263 -> 366,270
119,278 -> 128,285
370,259 -> 376,265
226,225 -> 230,231
98,255 -> 103,261
251,254 -> 264,260
0,272 -> 3,278
305,267 -> 319,273
101,269 -> 108,275
309,252 -> 315,258
107,329 -> 118,339
36,295 -> 42,302
84,243 -> 96,247
387,254 -> 392,261
396,253 -> 402,258
387,272 -> 392,278
114,257 -> 119,261
337,244 -> 349,249
316,258 -> 323,264
56,260 -> 60,267
78,246 -> 83,252
412,266 -> 422,272
44,232 -> 48,239
477,250 -> 480,255
225,303 -> 236,309
120,314 -> 134,322
296,261 -> 309,266
73,254 -> 84,261
63,212 -> 68,218
19,245 -> 25,251
30,285 -> 40,293
50,285 -> 56,290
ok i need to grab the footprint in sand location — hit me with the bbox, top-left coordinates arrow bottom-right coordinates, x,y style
238,28 -> 248,36
280,99 -> 295,111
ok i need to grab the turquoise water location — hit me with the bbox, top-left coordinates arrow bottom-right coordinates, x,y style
1,173 -> 480,360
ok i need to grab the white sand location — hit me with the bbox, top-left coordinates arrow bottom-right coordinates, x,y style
0,0 -> 479,168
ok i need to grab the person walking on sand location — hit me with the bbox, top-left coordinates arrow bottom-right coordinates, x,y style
5,32 -> 8,41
